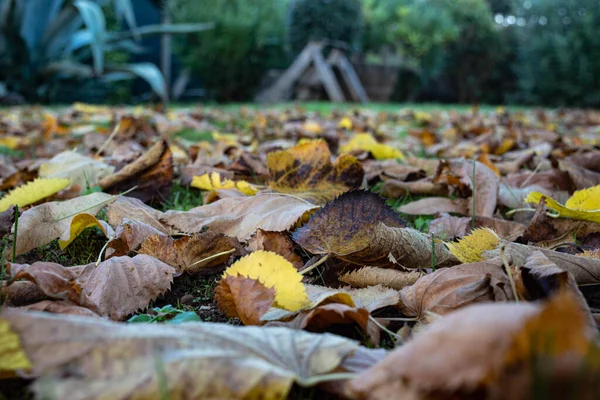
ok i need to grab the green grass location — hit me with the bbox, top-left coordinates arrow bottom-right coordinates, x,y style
161,181 -> 203,212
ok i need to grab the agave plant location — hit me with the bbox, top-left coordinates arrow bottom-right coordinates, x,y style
0,0 -> 212,102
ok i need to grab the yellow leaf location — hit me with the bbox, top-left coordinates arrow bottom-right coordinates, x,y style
0,178 -> 70,212
525,186 -> 600,223
303,121 -> 323,134
445,228 -> 501,263
224,251 -> 310,311
0,319 -> 31,371
0,136 -> 28,149
341,133 -> 405,160
338,117 -> 353,130
58,213 -> 111,249
191,172 -> 257,196
212,131 -> 238,146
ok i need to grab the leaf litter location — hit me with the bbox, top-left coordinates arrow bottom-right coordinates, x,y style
1,104 -> 600,399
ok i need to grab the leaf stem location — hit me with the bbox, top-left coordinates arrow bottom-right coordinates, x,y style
95,122 -> 121,157
500,244 -> 519,303
505,208 -> 536,216
12,205 -> 18,262
299,254 -> 329,275
369,315 -> 404,342
96,237 -> 114,266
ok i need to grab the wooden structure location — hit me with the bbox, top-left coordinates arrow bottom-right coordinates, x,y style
256,42 -> 369,103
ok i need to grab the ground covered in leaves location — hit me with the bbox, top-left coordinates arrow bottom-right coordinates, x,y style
2,104 -> 600,399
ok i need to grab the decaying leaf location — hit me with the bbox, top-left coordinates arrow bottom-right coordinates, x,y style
398,197 -> 469,215
349,293 -> 599,400
139,231 -> 243,275
247,229 -> 304,269
222,251 -> 310,311
0,308 -> 380,400
11,192 -> 115,256
38,151 -> 115,194
107,196 -> 172,234
17,300 -> 101,318
430,213 -> 525,240
7,254 -> 175,320
214,275 -> 276,325
398,260 -> 514,320
0,204 -> 15,238
162,193 -> 319,241
339,267 -> 424,290
341,133 -> 405,160
294,191 -> 456,268
105,218 -> 168,258
0,178 -> 70,212
267,140 -> 364,203
445,228 -> 501,263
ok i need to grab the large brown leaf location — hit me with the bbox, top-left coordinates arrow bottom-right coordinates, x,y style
214,275 -> 276,325
1,309 -> 382,400
293,191 -> 456,268
7,255 -> 175,320
162,192 -> 318,241
105,218 -> 168,258
267,140 -> 364,204
107,196 -> 172,234
349,293 -> 598,400
339,267 -> 424,290
399,260 -> 514,320
247,229 -> 303,269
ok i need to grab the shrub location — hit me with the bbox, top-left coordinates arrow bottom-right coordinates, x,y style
170,0 -> 287,102
287,0 -> 364,54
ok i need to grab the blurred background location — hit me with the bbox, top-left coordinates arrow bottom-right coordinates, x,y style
0,0 -> 597,107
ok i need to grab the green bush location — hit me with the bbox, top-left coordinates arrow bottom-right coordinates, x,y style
170,0 -> 287,102
287,0 -> 364,54
512,0 -> 600,107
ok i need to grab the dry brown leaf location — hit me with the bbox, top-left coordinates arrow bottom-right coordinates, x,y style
1,308 -> 379,400
349,293 -> 598,400
139,231 -> 243,275
430,213 -> 525,240
99,139 -> 173,202
7,254 -> 175,320
0,204 -> 15,238
214,275 -> 276,325
294,191 -> 456,268
380,178 -> 447,199
10,192 -> 115,256
17,300 -> 100,317
162,192 -> 318,241
559,159 -> 600,190
1,281 -> 47,307
399,260 -> 514,320
105,218 -> 168,258
247,229 -> 303,269
484,242 -> 600,285
398,197 -> 469,216
339,267 -> 424,290
267,140 -> 364,204
107,196 -> 172,234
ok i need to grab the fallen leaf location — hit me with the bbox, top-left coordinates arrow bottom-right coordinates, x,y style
525,185 -> 600,223
430,213 -> 525,240
267,140 -> 364,204
222,251 -> 310,311
17,300 -> 101,318
349,293 -> 597,399
294,191 -> 456,268
0,205 -> 15,238
341,133 -> 405,160
398,197 -> 469,215
191,171 -> 258,195
380,179 -> 448,198
399,260 -> 514,320
107,196 -> 171,234
139,232 -> 243,275
1,281 -> 47,307
0,319 -> 31,371
38,151 -> 115,194
339,267 -> 424,290
99,139 -> 173,202
162,193 -> 318,241
57,213 -> 115,249
105,218 -> 168,258
247,229 -> 303,269
8,254 -> 175,320
1,308 -> 379,399
445,228 -> 501,263
11,192 -> 115,256
0,178 -> 70,212
214,275 -> 276,325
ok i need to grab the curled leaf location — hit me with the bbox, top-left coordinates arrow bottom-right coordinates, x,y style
58,213 -> 114,249
526,185 -> 600,223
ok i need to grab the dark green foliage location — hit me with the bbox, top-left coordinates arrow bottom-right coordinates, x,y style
512,0 -> 600,107
287,0 -> 364,54
170,0 -> 288,101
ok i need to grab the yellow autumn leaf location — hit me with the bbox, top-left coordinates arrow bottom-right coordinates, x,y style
191,172 -> 258,196
0,136 -> 29,149
0,178 -> 70,212
341,133 -> 405,160
338,117 -> 353,130
445,228 -> 501,263
303,121 -> 323,134
224,250 -> 310,311
525,186 -> 600,223
212,131 -> 239,146
0,319 -> 31,371
58,213 -> 112,249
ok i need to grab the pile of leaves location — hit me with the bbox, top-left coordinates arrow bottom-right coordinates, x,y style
2,103 -> 600,399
